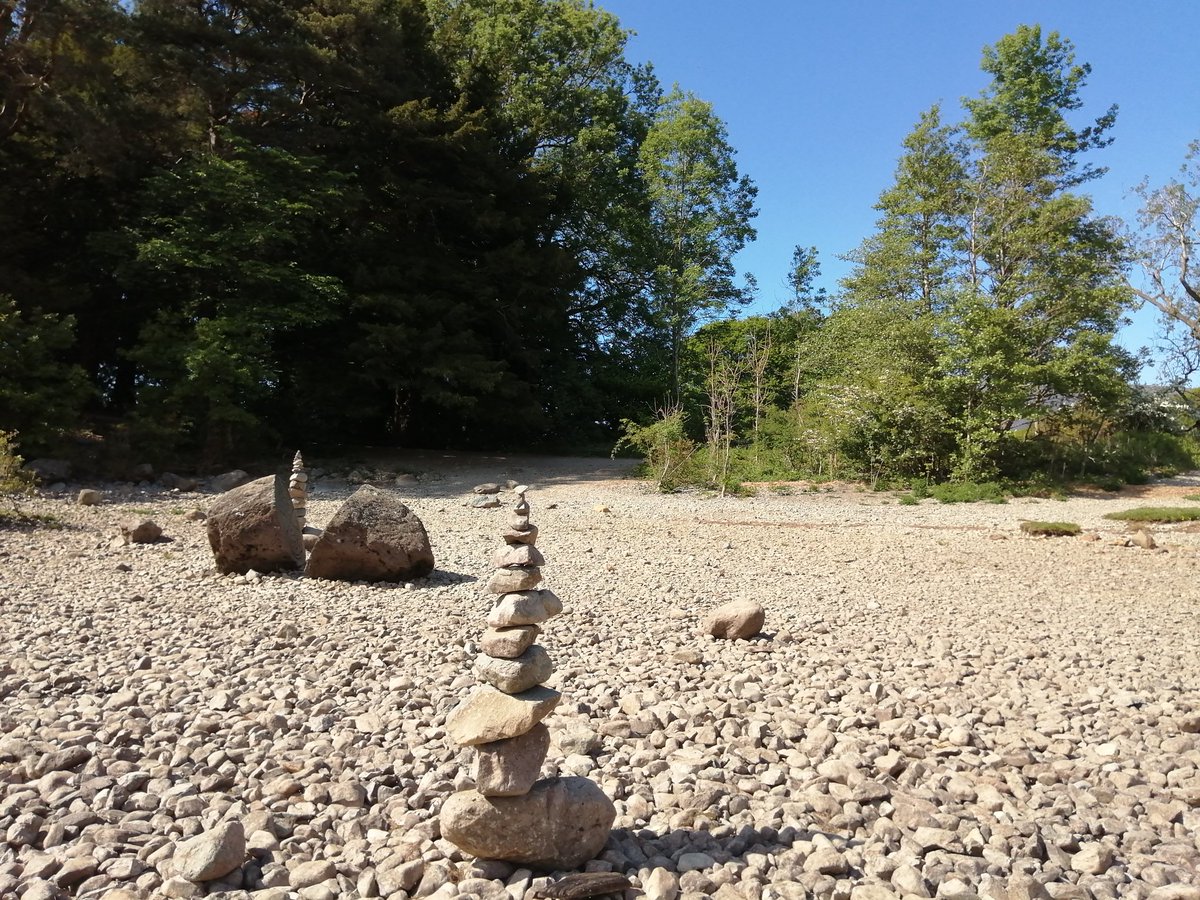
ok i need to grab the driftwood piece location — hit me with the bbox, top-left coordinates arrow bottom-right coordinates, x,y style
535,872 -> 633,900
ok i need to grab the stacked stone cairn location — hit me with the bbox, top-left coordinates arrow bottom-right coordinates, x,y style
289,451 -> 307,530
439,487 -> 616,870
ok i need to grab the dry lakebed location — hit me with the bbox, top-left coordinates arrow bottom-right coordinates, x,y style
1,451 -> 1197,900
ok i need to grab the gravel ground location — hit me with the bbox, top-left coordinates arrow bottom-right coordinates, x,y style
1,452 -> 1198,900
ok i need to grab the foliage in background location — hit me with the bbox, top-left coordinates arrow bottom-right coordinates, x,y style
0,430 -> 35,494
0,299 -> 92,449
0,4 -> 1196,490
613,25 -> 1196,495
1104,507 -> 1200,523
612,405 -> 697,492
640,86 -> 759,400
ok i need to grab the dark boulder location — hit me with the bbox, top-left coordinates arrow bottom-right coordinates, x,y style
206,474 -> 303,574
305,485 -> 434,582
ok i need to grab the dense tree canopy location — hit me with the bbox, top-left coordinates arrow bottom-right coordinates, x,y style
0,7 -> 1191,485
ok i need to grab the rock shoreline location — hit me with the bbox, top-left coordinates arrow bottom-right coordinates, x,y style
0,455 -> 1197,899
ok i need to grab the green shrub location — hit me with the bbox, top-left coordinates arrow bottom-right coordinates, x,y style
612,406 -> 699,492
1020,520 -> 1081,537
929,481 -> 1008,504
1104,507 -> 1200,523
898,494 -> 919,506
0,431 -> 35,494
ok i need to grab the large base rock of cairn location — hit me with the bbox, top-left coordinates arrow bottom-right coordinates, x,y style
439,486 -> 614,870
206,474 -> 304,574
305,484 -> 434,582
440,777 -> 616,869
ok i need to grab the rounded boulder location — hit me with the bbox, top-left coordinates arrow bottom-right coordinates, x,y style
305,484 -> 434,582
206,474 -> 304,575
704,598 -> 765,640
440,776 -> 615,869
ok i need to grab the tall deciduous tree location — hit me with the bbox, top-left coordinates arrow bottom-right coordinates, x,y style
424,0 -> 662,419
964,23 -> 1116,186
640,85 -> 758,400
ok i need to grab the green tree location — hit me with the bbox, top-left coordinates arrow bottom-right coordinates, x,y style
842,105 -> 966,316
785,245 -> 829,314
640,85 -> 758,400
116,143 -> 347,462
964,23 -> 1116,186
950,27 -> 1132,476
833,25 -> 1134,481
425,0 -> 663,430
0,298 -> 91,451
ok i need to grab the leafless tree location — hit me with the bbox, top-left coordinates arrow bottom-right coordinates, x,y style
705,337 -> 746,495
1131,141 -> 1200,403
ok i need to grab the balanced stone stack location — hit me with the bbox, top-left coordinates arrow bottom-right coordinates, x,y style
289,451 -> 307,530
440,488 -> 615,870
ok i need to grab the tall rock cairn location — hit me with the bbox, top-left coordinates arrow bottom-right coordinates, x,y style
289,451 -> 307,530
439,487 -> 615,870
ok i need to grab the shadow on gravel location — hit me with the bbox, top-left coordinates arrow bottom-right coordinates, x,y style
0,510 -> 70,532
607,822 -> 863,875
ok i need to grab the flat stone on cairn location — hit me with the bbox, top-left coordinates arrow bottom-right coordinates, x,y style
439,486 -> 615,870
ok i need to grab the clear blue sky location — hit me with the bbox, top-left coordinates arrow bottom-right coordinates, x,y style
600,0 -> 1199,378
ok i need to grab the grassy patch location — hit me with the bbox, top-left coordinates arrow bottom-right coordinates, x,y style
0,508 -> 64,530
929,481 -> 1008,504
1184,494 -> 1200,502
1104,507 -> 1200,524
898,494 -> 920,506
1020,520 -> 1081,537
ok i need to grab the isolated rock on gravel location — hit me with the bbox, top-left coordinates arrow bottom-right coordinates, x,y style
173,821 -> 246,882
206,474 -> 303,574
305,484 -> 434,582
24,458 -> 71,481
160,472 -> 200,491
704,598 -> 765,639
1132,528 -> 1157,550
77,488 -> 102,505
120,517 -> 162,544
440,777 -> 616,869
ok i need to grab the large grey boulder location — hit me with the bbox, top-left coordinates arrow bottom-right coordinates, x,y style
206,474 -> 304,575
304,485 -> 434,582
439,777 -> 615,869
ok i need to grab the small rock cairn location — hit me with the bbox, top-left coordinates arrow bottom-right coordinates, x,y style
440,487 -> 615,870
289,451 -> 307,530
